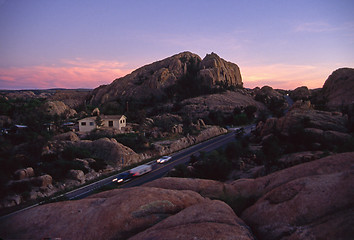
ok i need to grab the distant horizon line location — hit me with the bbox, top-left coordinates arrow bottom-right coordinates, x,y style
0,88 -> 94,92
0,85 -> 323,92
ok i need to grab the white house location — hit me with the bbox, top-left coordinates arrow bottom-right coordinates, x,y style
78,115 -> 127,132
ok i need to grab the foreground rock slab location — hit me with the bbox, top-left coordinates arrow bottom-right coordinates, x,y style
129,200 -> 255,240
0,187 -> 204,239
242,170 -> 354,240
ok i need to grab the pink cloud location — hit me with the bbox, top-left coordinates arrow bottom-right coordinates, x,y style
0,59 -> 133,90
241,63 -> 335,90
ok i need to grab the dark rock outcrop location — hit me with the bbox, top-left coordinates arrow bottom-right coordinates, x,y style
255,105 -> 349,139
322,68 -> 354,110
242,169 -> 354,240
42,101 -> 77,117
89,52 -> 243,105
0,187 -> 204,239
73,138 -> 142,168
52,131 -> 80,142
231,152 -> 354,206
14,167 -> 35,180
276,109 -> 348,136
0,153 -> 352,240
289,86 -> 311,101
129,200 -> 255,240
179,90 -> 266,119
48,90 -> 91,109
199,52 -> 242,87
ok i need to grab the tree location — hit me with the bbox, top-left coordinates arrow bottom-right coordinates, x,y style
244,105 -> 257,120
95,115 -> 103,128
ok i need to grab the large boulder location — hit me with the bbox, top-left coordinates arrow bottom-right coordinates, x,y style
152,113 -> 183,132
144,177 -> 228,199
74,138 -> 142,168
254,86 -> 284,103
256,117 -> 277,137
67,169 -> 85,183
43,100 -> 77,117
277,151 -> 324,168
276,109 -> 348,136
88,52 -> 244,105
130,200 -> 255,240
48,89 -> 91,108
32,174 -> 53,188
14,167 -> 35,180
179,90 -> 266,119
289,86 -> 311,101
230,152 -> 354,206
52,131 -> 80,141
199,52 -> 243,87
0,187 -> 205,239
304,128 -> 352,144
241,170 -> 354,240
89,51 -> 202,105
322,68 -> 354,110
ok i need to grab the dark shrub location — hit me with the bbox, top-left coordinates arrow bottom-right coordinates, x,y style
62,146 -> 92,160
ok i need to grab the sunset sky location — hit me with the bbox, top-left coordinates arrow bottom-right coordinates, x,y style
0,0 -> 353,90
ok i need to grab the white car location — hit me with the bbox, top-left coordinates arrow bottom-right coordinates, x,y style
157,156 -> 172,163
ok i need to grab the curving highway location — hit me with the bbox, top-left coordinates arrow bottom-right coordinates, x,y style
67,124 -> 255,199
0,125 -> 255,220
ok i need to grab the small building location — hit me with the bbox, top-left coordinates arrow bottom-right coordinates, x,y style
78,115 -> 127,132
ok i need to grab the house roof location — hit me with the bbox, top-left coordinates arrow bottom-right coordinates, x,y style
100,115 -> 126,120
78,115 -> 126,122
78,116 -> 96,122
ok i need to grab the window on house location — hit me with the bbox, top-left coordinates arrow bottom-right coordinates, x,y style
90,122 -> 94,126
109,121 -> 113,127
81,122 -> 86,126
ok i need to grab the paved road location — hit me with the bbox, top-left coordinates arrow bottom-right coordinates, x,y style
0,124 -> 255,219
284,94 -> 294,114
68,124 -> 255,199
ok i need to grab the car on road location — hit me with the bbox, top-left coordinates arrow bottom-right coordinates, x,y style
112,172 -> 133,183
129,164 -> 152,176
157,156 -> 172,163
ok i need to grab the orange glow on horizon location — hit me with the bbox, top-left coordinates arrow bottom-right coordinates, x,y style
241,63 -> 336,90
0,59 -> 133,89
0,60 -> 345,90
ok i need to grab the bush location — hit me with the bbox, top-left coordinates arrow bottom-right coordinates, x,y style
41,159 -> 87,180
262,135 -> 283,172
225,142 -> 242,161
8,180 -> 32,194
114,133 -> 149,153
168,164 -> 190,178
62,146 -> 92,160
217,193 -> 257,216
193,150 -> 231,181
89,158 -> 107,172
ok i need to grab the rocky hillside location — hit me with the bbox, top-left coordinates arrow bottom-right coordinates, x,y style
1,152 -> 352,239
88,51 -> 243,105
322,67 -> 354,110
178,90 -> 266,119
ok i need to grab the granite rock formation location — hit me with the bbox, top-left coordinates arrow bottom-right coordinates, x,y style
199,52 -> 242,87
322,68 -> 354,110
42,100 -> 77,117
289,86 -> 311,101
0,153 -> 352,239
89,52 -> 243,105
